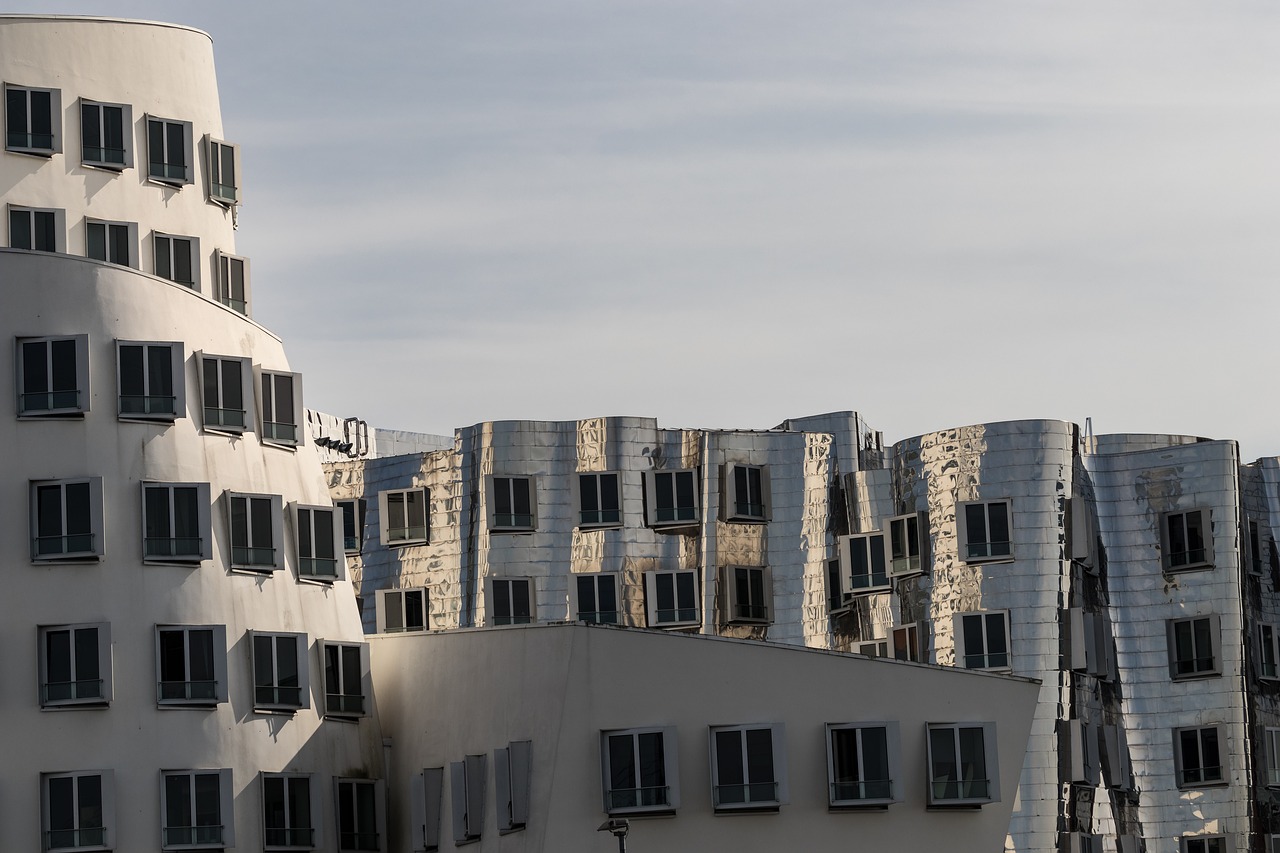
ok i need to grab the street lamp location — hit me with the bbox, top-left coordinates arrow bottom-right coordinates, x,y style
597,818 -> 630,853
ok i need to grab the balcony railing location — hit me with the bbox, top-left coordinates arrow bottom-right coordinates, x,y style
158,680 -> 218,702
607,786 -> 669,811
713,781 -> 778,807
35,533 -> 95,557
830,779 -> 892,802
43,678 -> 104,703
203,407 -> 246,429
21,389 -> 80,413
326,693 -> 365,715
120,394 -> 176,416
46,826 -> 106,849
299,557 -> 339,578
162,824 -> 223,846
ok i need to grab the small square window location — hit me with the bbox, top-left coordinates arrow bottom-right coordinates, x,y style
17,334 -> 90,417
576,472 -> 621,528
215,250 -> 250,315
955,611 -> 1011,671
840,533 -> 890,594
80,99 -> 131,169
892,623 -> 925,663
408,769 -> 444,853
723,463 -> 770,523
40,622 -> 112,707
1260,623 -> 1280,681
257,368 -> 303,446
335,779 -> 384,852
160,768 -> 234,850
709,723 -> 787,811
1182,836 -> 1230,853
295,504 -> 343,581
489,578 -> 534,626
198,353 -> 250,432
6,83 -> 60,155
227,491 -> 283,571
42,770 -> 114,851
117,340 -> 184,420
263,773 -> 318,851
337,499 -> 367,554
643,469 -> 699,528
450,757 -> 485,845
378,488 -> 429,546
1264,728 -> 1280,788
827,722 -> 901,807
153,232 -> 198,288
720,565 -> 771,625
600,726 -> 680,815
147,115 -> 193,185
888,512 -> 926,577
376,589 -> 427,634
9,205 -> 63,252
252,631 -> 309,712
321,641 -> 370,719
644,570 -> 700,628
573,573 -> 619,624
957,500 -> 1012,562
1167,615 -> 1220,679
85,218 -> 137,267
206,136 -> 241,205
494,741 -> 531,834
142,481 -> 212,562
1174,725 -> 1225,788
1161,508 -> 1214,571
156,624 -> 227,706
30,477 -> 104,561
487,475 -> 537,532
926,722 -> 999,806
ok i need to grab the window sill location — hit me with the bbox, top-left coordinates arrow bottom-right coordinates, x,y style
1163,562 -> 1214,573
489,526 -> 537,535
32,554 -> 103,564
6,146 -> 56,158
1171,671 -> 1222,681
829,799 -> 894,810
962,555 -> 1015,565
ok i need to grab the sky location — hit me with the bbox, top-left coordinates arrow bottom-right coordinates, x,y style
13,2 -> 1280,458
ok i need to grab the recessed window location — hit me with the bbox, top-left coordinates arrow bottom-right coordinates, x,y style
576,472 -> 621,528
30,477 -> 103,561
214,250 -> 249,314
1182,836 -> 1229,853
926,722 -> 999,806
488,475 -> 536,532
263,774 -> 317,851
378,488 -> 429,546
252,631 -> 309,712
841,533 -> 889,594
117,340 -> 183,420
85,218 -> 137,267
227,492 -> 283,571
888,512 -> 925,577
643,469 -> 699,527
258,369 -> 303,445
40,622 -> 112,707
198,353 -> 249,432
494,741 -> 532,834
153,232 -> 198,287
1265,728 -> 1280,788
161,769 -> 234,850
1260,623 -> 1280,681
724,463 -> 769,523
1162,508 -> 1214,571
892,623 -> 925,662
6,83 -> 60,154
296,504 -> 343,580
490,577 -> 534,626
156,624 -> 227,706
644,570 -> 700,628
43,770 -> 113,850
1167,615 -> 1220,679
80,99 -> 130,169
147,115 -> 192,185
956,611 -> 1011,671
958,500 -> 1012,562
409,769 -> 444,853
143,482 -> 212,563
601,727 -> 679,814
376,588 -> 427,634
573,573 -> 619,624
450,757 -> 485,845
337,498 -> 366,554
709,723 -> 786,811
1250,519 -> 1265,575
18,334 -> 90,417
9,205 -> 62,251
336,779 -> 384,852
322,641 -> 370,718
721,565 -> 771,625
206,136 -> 241,205
827,722 -> 901,807
1174,725 -> 1225,788
826,558 -> 851,614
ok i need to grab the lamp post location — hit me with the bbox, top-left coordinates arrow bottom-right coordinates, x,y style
597,818 -> 630,853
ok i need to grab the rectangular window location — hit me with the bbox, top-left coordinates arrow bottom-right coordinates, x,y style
826,558 -> 851,613
207,137 -> 241,205
147,115 -> 192,184
888,512 -> 925,576
1251,520 -> 1265,575
490,578 -> 534,626
574,573 -> 619,624
1069,496 -> 1098,572
80,99 -> 129,169
1168,615 -> 1220,679
409,768 -> 444,853
721,565 -> 771,625
43,770 -> 113,850
198,353 -> 249,432
228,492 -> 282,570
1182,837 -> 1229,853
450,757 -> 485,845
9,205 -> 61,251
724,463 -> 770,522
296,504 -> 342,580
576,472 -> 621,527
153,232 -> 197,287
215,251 -> 249,314
644,570 -> 700,628
643,469 -> 699,527
40,622 -> 112,707
338,499 -> 366,554
827,722 -> 900,806
30,477 -> 103,561
1102,724 -> 1133,792
494,741 -> 532,834
143,482 -> 211,562
710,723 -> 786,810
1174,725 -> 1225,787
161,769 -> 233,849
322,641 -> 370,718
488,475 -> 537,531
1265,728 -> 1280,788
927,722 -> 999,805
6,83 -> 59,154
376,588 -> 427,634
958,500 -> 1012,561
18,334 -> 90,416
1162,508 -> 1214,571
1260,624 -> 1280,680
378,489 -> 429,545
858,641 -> 888,657
956,611 -> 1011,671
263,774 -> 316,851
892,623 -> 925,663
1068,720 -> 1100,785
841,533 -> 890,593
336,779 -> 383,852
117,340 -> 182,419
85,218 -> 136,267
252,631 -> 309,711
601,727 -> 680,814
258,369 -> 303,445
156,624 -> 227,706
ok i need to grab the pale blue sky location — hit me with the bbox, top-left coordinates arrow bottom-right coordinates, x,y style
14,2 -> 1280,458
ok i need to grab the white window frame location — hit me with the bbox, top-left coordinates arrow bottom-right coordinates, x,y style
30,476 -> 104,561
256,368 -> 304,446
320,640 -> 371,719
955,610 -> 1011,671
1260,623 -> 1280,681
1161,507 -> 1214,571
214,250 -> 250,315
600,726 -> 680,815
5,82 -> 61,155
488,577 -> 535,626
450,756 -> 486,845
887,512 -> 926,577
116,340 -> 184,421
1167,614 -> 1221,679
571,572 -> 621,624
486,474 -> 538,532
155,624 -> 228,707
494,741 -> 532,833
160,768 -> 234,850
147,114 -> 193,185
926,721 -> 1000,806
708,723 -> 788,811
42,770 -> 114,851
293,503 -> 344,581
644,569 -> 701,629
206,136 -> 242,206
376,588 -> 428,634
1173,725 -> 1226,788
826,721 -> 902,807
1181,836 -> 1230,853
337,498 -> 366,555
262,773 -> 321,852
722,462 -> 771,523
251,630 -> 310,713
840,532 -> 890,594
142,482 -> 212,564
574,471 -> 622,528
197,352 -> 250,433
957,499 -> 1013,562
85,217 -> 138,268
720,565 -> 772,625
334,778 -> 385,853
8,204 -> 65,252
152,231 -> 199,288
1265,727 -> 1280,788
643,468 -> 699,528
39,621 -> 112,708
378,488 -> 429,546
891,623 -> 925,662
17,334 -> 90,417
408,768 -> 444,853
80,98 -> 131,170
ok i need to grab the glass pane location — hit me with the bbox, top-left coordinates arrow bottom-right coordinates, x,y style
675,471 -> 695,511
313,509 -> 335,559
745,728 -> 774,784
37,484 -> 64,539
511,478 -> 531,517
289,778 -> 311,832
159,630 -> 188,684
194,773 -> 221,827
221,360 -> 242,410
405,590 -> 425,629
250,497 -> 273,549
148,119 -> 164,170
576,576 -> 597,617
965,504 -> 988,549
637,731 -> 666,788
51,339 -> 77,392
715,730 -> 745,791
511,580 -> 531,621
48,777 -> 75,832
23,340 -> 48,395
74,627 -> 99,682
166,122 -> 185,169
962,614 -> 985,668
146,487 -> 172,541
988,503 -> 1010,547
119,345 -> 144,399
273,374 -> 294,425
46,629 -> 72,684
165,774 -> 192,830
10,208 -> 30,249
600,474 -> 619,512
985,614 -> 1008,667
580,475 -> 599,515
384,593 -> 403,631
597,576 -> 617,620
77,775 -> 102,831
608,735 -> 636,792
253,636 -> 274,687
275,637 -> 299,687
831,729 -> 859,784
188,629 -> 215,683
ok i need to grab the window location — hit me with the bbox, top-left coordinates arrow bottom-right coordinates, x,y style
600,727 -> 680,814
1174,725 -> 1225,787
490,578 -> 534,626
1102,724 -> 1133,792
376,589 -> 427,633
1168,615 -> 1220,679
576,472 -> 621,527
207,137 -> 241,205
958,500 -> 1012,561
1067,608 -> 1114,680
573,573 -> 619,624
161,769 -> 234,849
1265,728 -> 1280,788
338,499 -> 366,554
156,625 -> 228,706
1162,508 -> 1213,571
9,205 -> 62,251
1260,624 -> 1280,680
644,570 -> 700,628
80,99 -> 130,169
841,533 -> 889,593
494,741 -> 532,833
408,769 -> 444,853
1068,720 -> 1100,785
258,369 -> 303,445
378,489 -> 428,546
85,218 -> 136,267
827,558 -> 851,614
322,641 -> 370,718
1069,834 -> 1103,853
143,482 -> 211,562
1182,836 -> 1229,853
296,504 -> 343,580
6,83 -> 59,154
892,623 -> 925,663
827,722 -> 901,806
30,477 -> 103,561
643,469 -> 699,527
215,251 -> 249,314
252,632 -> 309,711
1251,520 -> 1265,575
263,774 -> 318,851
724,463 -> 770,522
147,115 -> 192,184
450,756 -> 486,845
721,565 -> 771,625
927,722 -> 999,805
709,723 -> 786,810
40,622 -> 112,707
153,232 -> 198,287
888,512 -> 925,576
198,353 -> 249,432
336,779 -> 383,852
42,771 -> 113,851
18,334 -> 90,416
956,611 -> 1011,671
117,340 -> 183,419
488,475 -> 536,531
858,641 -> 888,657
